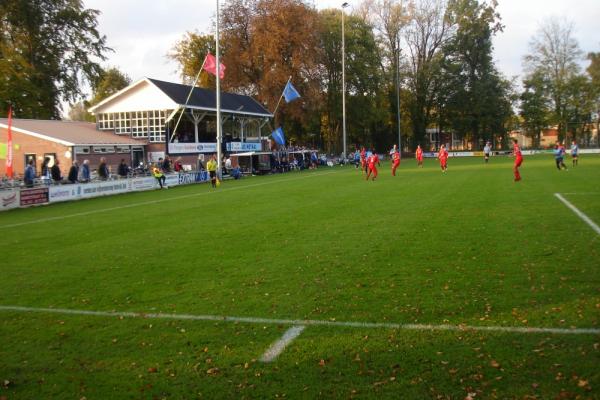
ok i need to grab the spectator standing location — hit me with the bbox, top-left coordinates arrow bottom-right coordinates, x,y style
40,157 -> 51,181
117,159 -> 129,178
51,159 -> 63,184
174,157 -> 183,172
162,156 -> 172,172
98,157 -> 109,180
68,161 -> 79,183
24,159 -> 36,187
81,160 -> 91,182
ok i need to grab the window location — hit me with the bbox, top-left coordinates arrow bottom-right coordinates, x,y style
98,113 -> 114,130
148,110 -> 168,143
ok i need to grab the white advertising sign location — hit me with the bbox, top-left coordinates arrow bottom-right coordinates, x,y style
227,142 -> 262,152
0,189 -> 20,211
49,185 -> 81,203
168,143 -> 218,154
80,181 -> 129,199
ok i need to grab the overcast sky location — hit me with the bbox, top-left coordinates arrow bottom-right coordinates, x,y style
83,0 -> 599,88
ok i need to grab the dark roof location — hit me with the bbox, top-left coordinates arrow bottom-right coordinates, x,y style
0,119 -> 146,146
148,78 -> 272,118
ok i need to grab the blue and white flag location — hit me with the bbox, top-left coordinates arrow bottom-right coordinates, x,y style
283,81 -> 301,103
271,127 -> 286,145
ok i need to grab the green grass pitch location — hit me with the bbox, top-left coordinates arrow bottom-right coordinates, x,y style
0,154 -> 598,399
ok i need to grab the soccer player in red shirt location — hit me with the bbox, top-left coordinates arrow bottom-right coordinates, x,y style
415,145 -> 424,168
391,145 -> 400,176
437,144 -> 448,172
513,138 -> 523,181
366,152 -> 381,181
360,147 -> 367,174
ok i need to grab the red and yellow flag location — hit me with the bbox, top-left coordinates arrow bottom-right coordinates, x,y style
5,106 -> 13,178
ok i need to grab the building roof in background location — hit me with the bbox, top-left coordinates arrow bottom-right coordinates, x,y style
88,77 -> 273,118
0,119 -> 146,146
147,78 -> 273,118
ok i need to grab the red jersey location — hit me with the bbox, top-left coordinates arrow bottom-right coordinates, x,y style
513,143 -> 522,158
360,150 -> 366,160
416,148 -> 423,159
368,154 -> 379,166
392,151 -> 400,163
438,149 -> 448,161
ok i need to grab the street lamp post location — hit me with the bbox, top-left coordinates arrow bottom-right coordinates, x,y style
216,0 -> 222,173
395,36 -> 401,152
342,2 -> 349,160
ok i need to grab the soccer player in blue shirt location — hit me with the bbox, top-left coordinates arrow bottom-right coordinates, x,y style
570,140 -> 579,167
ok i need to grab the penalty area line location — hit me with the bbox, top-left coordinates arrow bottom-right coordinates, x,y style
554,193 -> 600,235
0,171 -> 339,229
260,326 -> 305,363
0,305 -> 598,335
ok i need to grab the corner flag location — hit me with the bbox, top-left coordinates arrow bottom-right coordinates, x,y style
283,81 -> 301,103
271,127 -> 286,145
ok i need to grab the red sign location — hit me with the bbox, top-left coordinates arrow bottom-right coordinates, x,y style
20,187 -> 49,206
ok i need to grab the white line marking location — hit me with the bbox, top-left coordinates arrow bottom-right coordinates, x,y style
0,171 -> 338,229
560,193 -> 600,195
0,305 -> 597,335
554,193 -> 600,235
260,325 -> 305,362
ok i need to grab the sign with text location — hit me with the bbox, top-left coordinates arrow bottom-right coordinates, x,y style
0,189 -> 20,211
20,187 -> 49,206
226,142 -> 262,152
168,143 -> 217,154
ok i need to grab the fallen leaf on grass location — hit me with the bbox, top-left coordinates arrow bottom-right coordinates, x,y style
578,379 -> 588,388
490,360 -> 500,368
207,367 -> 220,375
319,359 -> 326,367
147,367 -> 158,373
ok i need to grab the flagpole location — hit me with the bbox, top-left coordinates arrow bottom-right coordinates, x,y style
216,0 -> 222,174
271,76 -> 291,117
168,56 -> 209,143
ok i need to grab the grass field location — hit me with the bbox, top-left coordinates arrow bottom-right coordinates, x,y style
0,154 -> 599,399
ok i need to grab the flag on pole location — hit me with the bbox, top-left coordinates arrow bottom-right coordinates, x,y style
5,106 -> 13,178
283,81 -> 301,103
271,127 -> 286,145
203,53 -> 226,79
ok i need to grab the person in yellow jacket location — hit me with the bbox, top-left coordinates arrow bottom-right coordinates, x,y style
206,154 -> 218,188
152,165 -> 167,189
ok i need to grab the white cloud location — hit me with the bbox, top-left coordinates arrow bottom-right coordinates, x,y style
84,0 -> 599,88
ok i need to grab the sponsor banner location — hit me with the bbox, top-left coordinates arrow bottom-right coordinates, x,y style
448,151 -> 474,157
0,189 -> 20,211
227,142 -> 262,152
579,148 -> 600,154
130,177 -> 156,191
168,142 -> 217,154
49,185 -> 82,203
177,171 -> 211,185
20,187 -> 49,206
473,151 -> 484,157
423,152 -> 437,158
165,174 -> 180,187
80,181 -> 129,199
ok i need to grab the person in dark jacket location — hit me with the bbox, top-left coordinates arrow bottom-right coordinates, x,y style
67,161 -> 79,183
40,157 -> 51,180
80,160 -> 91,182
51,159 -> 63,184
98,157 -> 109,180
117,159 -> 129,178
24,159 -> 36,187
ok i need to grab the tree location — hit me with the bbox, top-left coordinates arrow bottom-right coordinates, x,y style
169,31 -> 216,87
317,9 -> 386,153
0,0 -> 110,119
523,17 -> 583,142
520,72 -> 550,148
68,67 -> 131,122
404,0 -> 454,149
436,0 -> 511,149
